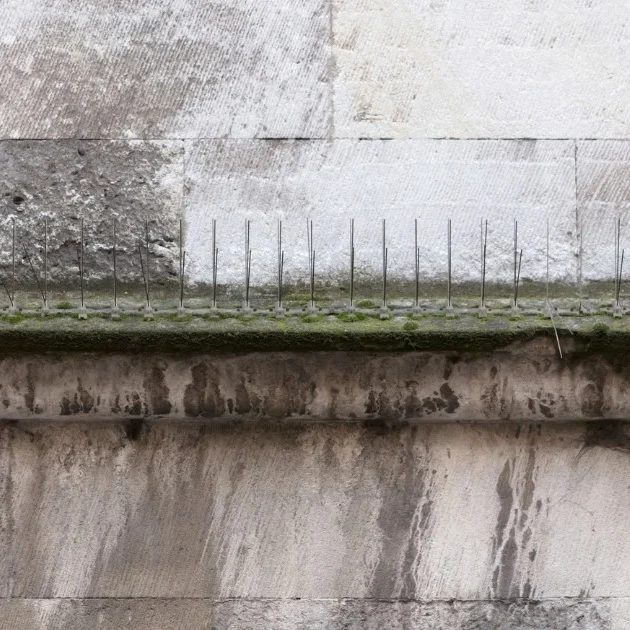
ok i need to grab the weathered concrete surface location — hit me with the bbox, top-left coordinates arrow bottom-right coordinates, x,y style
0,337 -> 628,422
212,598 -> 623,630
333,0 -> 630,138
578,141 -> 630,284
0,599 -> 213,630
0,140 -> 182,287
2,597 -> 628,630
185,139 -> 577,286
3,421 -> 630,602
0,0 -> 331,139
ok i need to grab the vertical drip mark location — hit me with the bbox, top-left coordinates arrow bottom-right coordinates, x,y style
113,218 -> 117,309
349,218 -> 355,310
44,218 -> 48,309
447,218 -> 452,308
212,218 -> 218,310
414,218 -> 419,309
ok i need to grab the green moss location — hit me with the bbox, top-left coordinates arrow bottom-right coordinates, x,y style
403,320 -> 419,331
356,300 -> 378,309
337,312 -> 367,322
56,301 -> 73,310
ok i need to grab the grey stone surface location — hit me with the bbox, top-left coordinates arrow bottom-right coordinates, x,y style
3,421 -> 630,600
0,599 -> 213,630
213,598 -> 613,630
185,139 -> 577,287
333,0 -> 630,139
0,337 -> 627,422
0,140 -> 183,290
0,597 -> 621,630
0,0 -> 331,139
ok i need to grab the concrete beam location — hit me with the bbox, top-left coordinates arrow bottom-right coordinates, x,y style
0,334 -> 625,422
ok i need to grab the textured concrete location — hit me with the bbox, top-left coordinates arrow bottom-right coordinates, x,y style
212,598 -> 619,630
0,0 -> 331,139
0,599 -> 213,630
2,421 -> 630,603
578,141 -> 630,284
0,337 -> 628,421
0,140 -> 183,286
185,139 -> 577,286
2,597 -> 628,629
333,0 -> 630,138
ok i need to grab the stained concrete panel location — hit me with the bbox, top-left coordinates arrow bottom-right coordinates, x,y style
577,141 -> 630,285
0,140 -> 183,288
0,597 -> 620,630
4,421 -> 630,600
0,0 -> 331,139
333,0 -> 630,138
185,139 -> 576,287
0,339 -> 625,422
212,598 -> 615,630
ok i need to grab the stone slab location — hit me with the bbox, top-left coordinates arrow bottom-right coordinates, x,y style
333,0 -> 630,138
0,140 -> 183,290
185,139 -> 576,287
577,141 -> 630,285
0,0 -> 330,139
0,599 -> 213,630
3,421 -> 630,599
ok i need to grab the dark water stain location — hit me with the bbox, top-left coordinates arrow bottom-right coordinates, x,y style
24,363 -> 36,413
124,392 -> 143,416
59,378 -> 94,415
143,365 -> 172,415
583,421 -> 630,452
494,459 -> 513,553
183,362 -> 225,418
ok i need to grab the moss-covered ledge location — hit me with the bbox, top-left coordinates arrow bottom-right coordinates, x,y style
0,312 -> 625,356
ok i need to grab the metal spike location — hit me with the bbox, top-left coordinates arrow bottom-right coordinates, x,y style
546,218 -> 550,305
617,249 -> 625,307
22,243 -> 45,304
80,218 -> 84,308
514,249 -> 523,308
276,219 -> 284,313
179,219 -> 184,309
11,217 -> 16,308
481,219 -> 488,309
447,218 -> 452,309
138,244 -> 149,307
414,218 -> 419,310
349,218 -> 355,310
310,250 -> 316,311
513,219 -> 518,305
112,218 -> 117,308
212,218 -> 218,310
244,219 -> 251,311
578,217 -> 583,311
382,219 -> 387,309
44,218 -> 48,310
145,221 -> 151,308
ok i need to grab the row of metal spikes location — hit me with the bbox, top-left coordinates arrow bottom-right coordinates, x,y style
0,216 -> 626,317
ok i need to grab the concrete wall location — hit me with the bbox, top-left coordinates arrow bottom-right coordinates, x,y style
2,420 -> 630,628
2,1 -> 630,291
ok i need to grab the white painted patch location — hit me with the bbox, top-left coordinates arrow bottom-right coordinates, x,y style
185,139 -> 576,287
